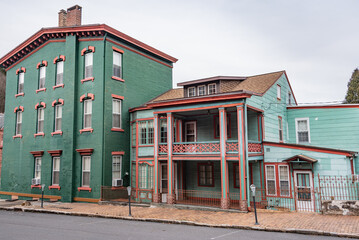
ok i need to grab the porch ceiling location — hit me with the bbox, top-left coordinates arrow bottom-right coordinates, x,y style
282,154 -> 318,163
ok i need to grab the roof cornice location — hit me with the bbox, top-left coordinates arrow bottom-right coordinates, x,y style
0,24 -> 177,69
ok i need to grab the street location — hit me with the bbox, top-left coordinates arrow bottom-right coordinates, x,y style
0,210 -> 350,240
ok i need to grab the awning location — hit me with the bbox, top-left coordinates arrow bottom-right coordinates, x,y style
282,155 -> 318,163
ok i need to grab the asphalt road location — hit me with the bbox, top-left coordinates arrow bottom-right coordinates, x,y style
0,210 -> 349,240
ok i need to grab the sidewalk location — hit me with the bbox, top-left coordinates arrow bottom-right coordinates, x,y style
0,200 -> 358,238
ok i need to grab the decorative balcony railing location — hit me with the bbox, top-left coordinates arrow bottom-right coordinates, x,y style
172,141 -> 220,154
159,140 -> 262,154
226,140 -> 262,153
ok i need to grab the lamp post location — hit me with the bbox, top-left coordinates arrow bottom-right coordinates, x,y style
250,184 -> 259,225
41,184 -> 45,208
127,186 -> 132,217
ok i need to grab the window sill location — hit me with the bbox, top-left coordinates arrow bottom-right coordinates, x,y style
49,185 -> 61,190
80,128 -> 93,134
31,185 -> 42,189
34,133 -> 45,138
81,77 -> 94,84
36,88 -> 46,94
111,76 -> 125,82
78,187 -> 92,192
13,135 -> 23,139
15,93 -> 24,98
53,84 -> 64,90
111,128 -> 124,132
51,131 -> 63,136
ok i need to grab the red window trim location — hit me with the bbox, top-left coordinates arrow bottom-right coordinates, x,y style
52,99 -> 64,107
80,93 -> 95,102
36,88 -> 46,94
112,151 -> 125,155
53,55 -> 66,64
81,46 -> 95,56
13,135 -> 23,139
51,131 -> 63,136
264,162 -> 292,198
15,93 -> 24,98
36,60 -> 48,69
30,151 -> 44,157
35,102 -> 46,109
81,77 -> 95,84
77,187 -> 92,192
49,185 -> 61,190
111,94 -> 124,100
111,128 -> 124,132
80,128 -> 94,134
213,114 -> 231,139
16,67 -> 26,74
76,148 -> 94,155
53,84 -> 65,90
14,106 -> 24,113
47,150 -> 62,156
112,76 -> 125,82
197,162 -> 215,187
34,133 -> 45,138
112,46 -> 124,54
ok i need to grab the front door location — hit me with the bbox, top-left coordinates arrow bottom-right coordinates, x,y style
160,163 -> 168,203
160,163 -> 178,203
294,171 -> 314,211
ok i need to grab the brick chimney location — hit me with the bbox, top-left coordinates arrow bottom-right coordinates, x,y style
58,5 -> 82,27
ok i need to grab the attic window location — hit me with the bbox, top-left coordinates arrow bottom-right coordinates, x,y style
277,85 -> 281,100
208,83 -> 216,95
188,87 -> 196,97
198,85 -> 206,96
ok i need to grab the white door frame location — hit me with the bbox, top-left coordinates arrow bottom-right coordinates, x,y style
159,162 -> 178,202
160,163 -> 167,203
293,170 -> 315,212
185,121 -> 197,142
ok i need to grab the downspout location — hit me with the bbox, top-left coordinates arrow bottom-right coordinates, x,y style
101,33 -> 107,195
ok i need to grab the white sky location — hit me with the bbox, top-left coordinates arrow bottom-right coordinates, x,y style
1,0 -> 358,104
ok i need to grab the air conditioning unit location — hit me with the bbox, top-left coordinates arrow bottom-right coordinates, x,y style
112,179 -> 123,187
32,178 -> 40,185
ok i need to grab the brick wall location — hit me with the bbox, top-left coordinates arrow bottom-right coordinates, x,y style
58,5 -> 82,27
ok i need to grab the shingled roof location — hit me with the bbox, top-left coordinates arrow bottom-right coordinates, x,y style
149,71 -> 286,103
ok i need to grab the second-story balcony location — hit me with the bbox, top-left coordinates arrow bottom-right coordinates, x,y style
158,140 -> 262,155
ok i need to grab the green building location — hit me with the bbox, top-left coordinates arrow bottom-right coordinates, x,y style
0,5 -> 177,202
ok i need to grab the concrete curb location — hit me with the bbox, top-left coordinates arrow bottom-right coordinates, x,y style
0,206 -> 358,239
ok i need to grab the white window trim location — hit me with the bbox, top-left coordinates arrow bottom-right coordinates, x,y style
18,72 -> 24,94
84,99 -> 92,129
265,165 -> 276,196
185,121 -> 197,142
112,155 -> 122,185
278,165 -> 290,197
113,51 -> 122,78
82,156 -> 91,187
197,85 -> 206,96
277,85 -> 281,99
278,117 -> 283,142
39,66 -> 46,89
34,157 -> 42,180
112,99 -> 122,129
16,111 -> 22,135
52,157 -> 60,186
187,87 -> 196,97
37,107 -> 45,133
208,83 -> 216,94
295,117 -> 311,144
54,105 -> 62,132
56,61 -> 64,85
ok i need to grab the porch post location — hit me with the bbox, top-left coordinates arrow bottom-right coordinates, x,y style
177,119 -> 182,142
153,114 -> 160,203
167,112 -> 175,204
219,108 -> 230,209
258,114 -> 263,142
237,105 -> 247,211
135,121 -> 139,200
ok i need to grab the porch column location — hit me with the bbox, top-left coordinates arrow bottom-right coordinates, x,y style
237,105 -> 247,211
167,112 -> 175,204
176,119 -> 182,142
219,108 -> 230,209
135,121 -> 139,200
258,113 -> 264,141
153,114 -> 160,203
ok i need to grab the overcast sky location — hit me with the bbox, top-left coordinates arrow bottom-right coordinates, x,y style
1,0 -> 358,104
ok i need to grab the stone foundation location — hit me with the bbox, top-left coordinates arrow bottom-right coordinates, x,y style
220,198 -> 230,209
239,200 -> 248,211
167,194 -> 176,204
152,193 -> 161,203
322,200 -> 359,216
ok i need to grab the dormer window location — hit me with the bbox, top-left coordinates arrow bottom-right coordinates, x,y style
188,87 -> 196,97
198,85 -> 206,96
208,83 -> 216,95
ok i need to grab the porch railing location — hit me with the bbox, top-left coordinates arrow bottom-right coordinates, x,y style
159,140 -> 262,154
176,189 -> 221,207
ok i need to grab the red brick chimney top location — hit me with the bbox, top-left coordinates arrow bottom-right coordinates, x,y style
58,5 -> 82,27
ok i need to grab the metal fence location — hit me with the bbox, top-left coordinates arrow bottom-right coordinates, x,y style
318,174 -> 359,201
176,189 -> 222,208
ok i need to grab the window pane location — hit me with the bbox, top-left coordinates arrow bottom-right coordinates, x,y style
266,166 -> 275,179
82,172 -> 90,186
83,156 -> 91,171
113,51 -> 122,78
297,120 -> 308,131
267,180 -> 276,194
279,166 -> 288,180
39,67 -> 46,89
85,52 -> 93,66
18,72 -> 24,93
84,100 -> 92,114
112,156 -> 122,181
148,121 -> 154,144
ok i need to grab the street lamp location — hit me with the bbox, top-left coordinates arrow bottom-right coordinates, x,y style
127,186 -> 132,217
41,184 -> 45,208
250,184 -> 259,225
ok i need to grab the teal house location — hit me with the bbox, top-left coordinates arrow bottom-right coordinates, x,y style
0,5 -> 177,202
0,5 -> 358,211
130,71 -> 359,211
